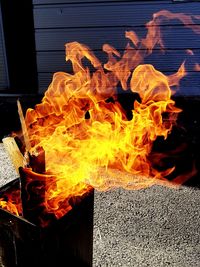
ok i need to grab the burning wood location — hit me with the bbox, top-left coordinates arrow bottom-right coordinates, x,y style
1,102 -> 52,225
18,101 -> 51,225
17,100 -> 31,153
28,146 -> 45,174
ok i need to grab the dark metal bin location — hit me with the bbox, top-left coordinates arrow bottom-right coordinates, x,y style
0,179 -> 94,267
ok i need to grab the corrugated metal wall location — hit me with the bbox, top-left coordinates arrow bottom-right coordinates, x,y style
33,0 -> 200,95
0,6 -> 8,90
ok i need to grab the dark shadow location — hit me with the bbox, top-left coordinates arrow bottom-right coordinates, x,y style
151,96 -> 200,189
0,95 -> 43,139
118,93 -> 200,189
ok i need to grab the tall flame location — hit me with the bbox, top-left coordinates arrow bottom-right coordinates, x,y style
1,10 -> 199,220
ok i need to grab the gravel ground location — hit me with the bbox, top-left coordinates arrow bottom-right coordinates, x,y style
0,143 -> 200,267
93,188 -> 200,267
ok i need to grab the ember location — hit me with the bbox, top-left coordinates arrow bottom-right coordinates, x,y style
0,10 -> 199,225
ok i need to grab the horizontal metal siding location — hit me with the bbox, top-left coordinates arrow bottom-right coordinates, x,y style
33,2 -> 200,29
38,72 -> 200,95
33,0 -> 147,4
35,26 -> 200,51
36,49 -> 200,72
0,14 -> 8,89
33,1 -> 200,95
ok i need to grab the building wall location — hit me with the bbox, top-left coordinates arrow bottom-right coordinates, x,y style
33,0 -> 200,95
0,6 -> 9,90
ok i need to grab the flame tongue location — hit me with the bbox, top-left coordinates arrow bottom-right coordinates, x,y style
24,51 -> 183,210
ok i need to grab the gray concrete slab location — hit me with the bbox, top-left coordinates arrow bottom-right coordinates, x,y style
0,143 -> 199,267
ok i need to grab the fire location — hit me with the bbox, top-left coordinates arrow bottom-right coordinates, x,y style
0,10 -> 199,223
194,63 -> 200,71
0,189 -> 22,216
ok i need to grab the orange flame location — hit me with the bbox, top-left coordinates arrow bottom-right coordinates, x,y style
0,189 -> 22,216
186,49 -> 194,56
194,63 -> 200,71
1,10 -> 199,220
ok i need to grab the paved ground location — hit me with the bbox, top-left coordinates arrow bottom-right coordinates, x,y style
93,187 -> 200,267
0,144 -> 200,267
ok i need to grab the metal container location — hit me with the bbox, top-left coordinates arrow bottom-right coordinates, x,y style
0,179 -> 94,267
